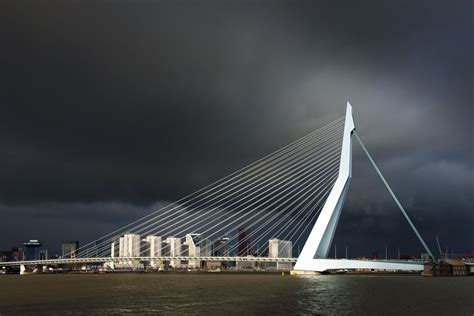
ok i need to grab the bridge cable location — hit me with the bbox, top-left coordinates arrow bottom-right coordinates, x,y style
354,131 -> 435,260
82,119 -> 344,257
75,117 -> 344,258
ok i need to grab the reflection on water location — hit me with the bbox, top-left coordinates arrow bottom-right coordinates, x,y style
0,273 -> 473,315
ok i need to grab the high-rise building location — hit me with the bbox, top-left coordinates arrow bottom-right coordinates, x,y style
111,241 -> 116,258
213,236 -> 230,257
165,236 -> 182,268
0,247 -> 24,262
7,247 -> 24,261
119,237 -> 125,257
144,235 -> 162,257
268,238 -> 292,258
165,236 -> 182,256
268,238 -> 293,270
181,244 -> 189,257
200,238 -> 212,257
238,228 -> 251,257
185,233 -> 203,268
118,233 -> 141,257
144,235 -> 162,268
161,240 -> 169,256
165,236 -> 181,269
39,249 -> 48,260
22,240 -> 42,260
61,241 -> 79,258
185,234 -> 201,256
0,251 -> 6,262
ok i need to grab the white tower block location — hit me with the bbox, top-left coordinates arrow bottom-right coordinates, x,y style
293,102 -> 355,272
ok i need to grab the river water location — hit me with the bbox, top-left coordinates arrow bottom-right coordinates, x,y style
0,273 -> 472,315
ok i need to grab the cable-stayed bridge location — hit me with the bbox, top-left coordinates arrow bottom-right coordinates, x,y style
1,103 -> 433,273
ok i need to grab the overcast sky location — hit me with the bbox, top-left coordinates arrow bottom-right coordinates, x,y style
1,0 -> 472,257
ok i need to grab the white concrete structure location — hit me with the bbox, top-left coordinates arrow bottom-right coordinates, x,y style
165,236 -> 182,268
269,239 -> 293,270
293,103 -> 423,273
269,239 -> 292,258
111,242 -> 115,258
106,242 -> 116,270
144,235 -> 162,268
119,237 -> 125,257
201,239 -> 212,257
185,234 -> 203,268
114,233 -> 142,268
119,233 -> 141,258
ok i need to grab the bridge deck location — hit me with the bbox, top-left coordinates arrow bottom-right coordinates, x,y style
292,258 -> 424,273
0,256 -> 297,266
0,257 -> 426,268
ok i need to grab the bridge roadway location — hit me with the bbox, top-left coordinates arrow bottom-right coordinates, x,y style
0,256 -> 425,270
0,256 -> 297,267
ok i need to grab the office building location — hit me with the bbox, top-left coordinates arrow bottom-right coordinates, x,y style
22,240 -> 42,260
181,243 -> 189,256
13,247 -> 24,261
0,247 -> 24,262
268,238 -> 293,270
238,228 -> 251,256
61,241 -> 79,258
111,241 -> 116,258
165,236 -> 182,268
39,249 -> 48,260
119,233 -> 141,257
213,236 -> 230,257
269,239 -> 292,258
200,238 -> 212,257
144,235 -> 162,257
185,233 -> 203,268
119,237 -> 124,257
144,235 -> 162,268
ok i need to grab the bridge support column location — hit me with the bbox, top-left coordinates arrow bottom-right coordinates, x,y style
293,103 -> 355,273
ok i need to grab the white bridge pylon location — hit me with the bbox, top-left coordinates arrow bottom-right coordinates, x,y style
292,103 -> 424,274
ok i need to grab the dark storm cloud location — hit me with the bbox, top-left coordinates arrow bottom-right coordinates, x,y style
0,0 -> 472,254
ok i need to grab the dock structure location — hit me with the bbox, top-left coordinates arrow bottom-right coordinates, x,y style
422,258 -> 474,277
